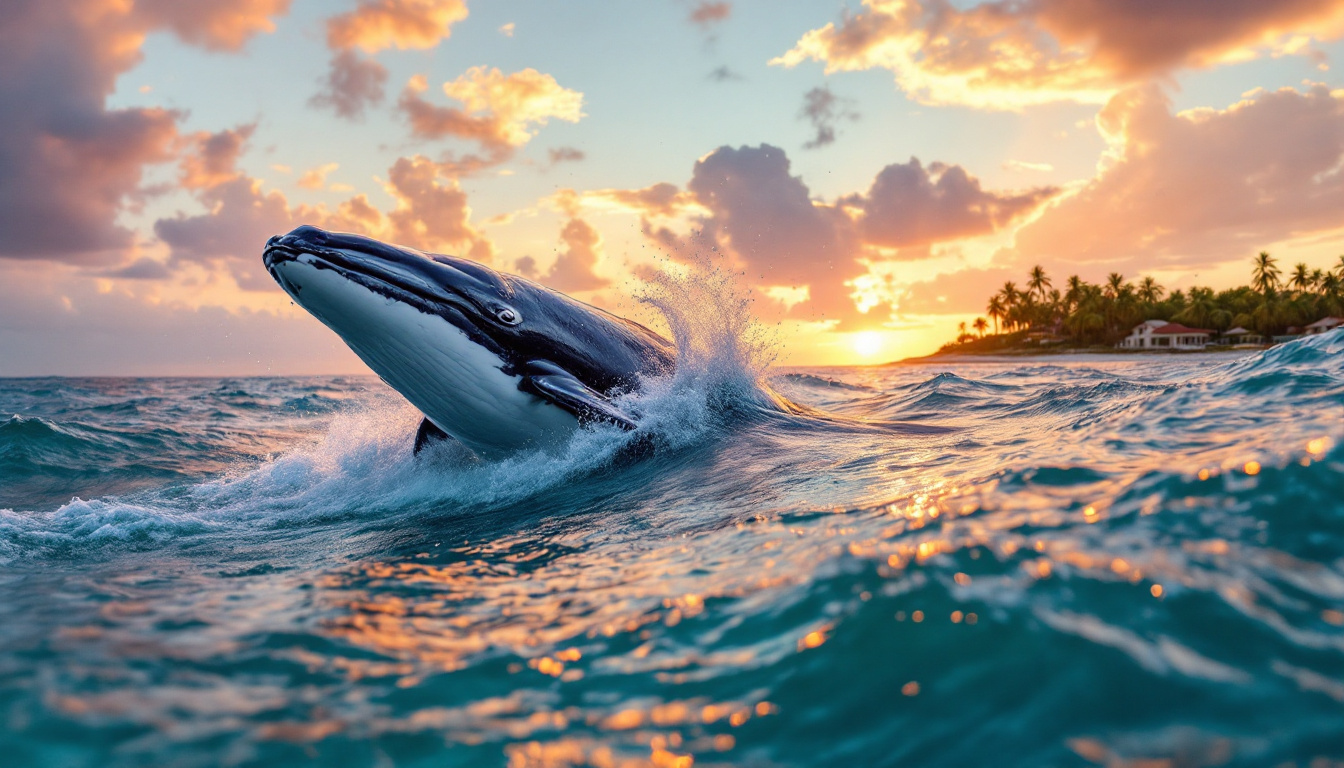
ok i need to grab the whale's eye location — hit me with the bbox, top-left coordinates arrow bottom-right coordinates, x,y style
496,307 -> 521,325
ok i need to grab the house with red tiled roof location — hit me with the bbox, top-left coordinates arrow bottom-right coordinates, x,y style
1118,320 -> 1212,350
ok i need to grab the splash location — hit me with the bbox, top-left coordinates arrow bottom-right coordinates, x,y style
633,252 -> 779,413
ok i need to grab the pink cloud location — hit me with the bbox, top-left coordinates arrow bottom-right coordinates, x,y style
1008,84 -> 1344,273
156,128 -> 494,289
310,50 -> 389,120
539,218 -> 610,292
0,0 -> 287,267
689,1 -> 731,28
858,158 -> 1058,249
133,0 -> 292,51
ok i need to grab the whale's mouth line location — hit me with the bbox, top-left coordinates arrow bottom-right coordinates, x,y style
265,244 -> 466,315
263,244 -> 500,353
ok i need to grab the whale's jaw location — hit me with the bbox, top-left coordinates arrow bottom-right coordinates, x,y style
269,255 -> 579,458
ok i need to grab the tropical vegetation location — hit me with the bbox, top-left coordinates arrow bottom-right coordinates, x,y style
944,252 -> 1344,351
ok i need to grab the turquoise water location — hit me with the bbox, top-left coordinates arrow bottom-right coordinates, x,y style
1,334 -> 1342,767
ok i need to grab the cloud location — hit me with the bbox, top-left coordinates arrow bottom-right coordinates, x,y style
98,257 -> 173,281
857,158 -> 1059,249
179,124 -> 256,190
397,68 -> 584,173
1003,160 -> 1054,173
689,1 -> 732,28
773,0 -> 1344,109
540,218 -> 610,292
581,145 -> 1056,325
582,182 -> 702,218
798,85 -> 859,149
326,0 -> 469,53
0,263 -> 363,376
156,127 -> 493,289
313,1 -> 467,120
547,146 -> 586,165
1005,83 -> 1344,273
686,144 -> 863,319
499,22 -> 515,37
0,0 -> 286,267
132,0 -> 292,51
297,163 -> 341,190
384,155 -> 494,262
707,66 -> 743,82
897,266 -> 1018,314
309,50 -> 389,119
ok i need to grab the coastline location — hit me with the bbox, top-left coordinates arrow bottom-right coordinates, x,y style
892,347 -> 1264,365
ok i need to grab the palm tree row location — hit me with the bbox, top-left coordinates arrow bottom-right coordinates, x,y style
952,252 -> 1344,347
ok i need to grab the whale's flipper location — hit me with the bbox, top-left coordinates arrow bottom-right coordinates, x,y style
413,417 -> 453,455
520,360 -> 638,431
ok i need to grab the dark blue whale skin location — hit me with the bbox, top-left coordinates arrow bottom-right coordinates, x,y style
263,225 -> 676,453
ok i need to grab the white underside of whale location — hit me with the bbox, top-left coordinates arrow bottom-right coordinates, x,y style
273,257 -> 580,458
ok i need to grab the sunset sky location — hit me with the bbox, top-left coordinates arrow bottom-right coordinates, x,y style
4,0 -> 1344,375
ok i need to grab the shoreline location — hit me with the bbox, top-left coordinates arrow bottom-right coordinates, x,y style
892,347 -> 1265,365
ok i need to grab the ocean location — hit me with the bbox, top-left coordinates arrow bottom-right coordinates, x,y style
1,333 -> 1342,767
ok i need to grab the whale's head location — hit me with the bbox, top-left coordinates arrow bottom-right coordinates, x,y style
265,225 -> 528,360
262,225 -> 671,456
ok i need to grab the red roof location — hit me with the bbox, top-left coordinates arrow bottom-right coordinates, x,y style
1150,323 -> 1210,335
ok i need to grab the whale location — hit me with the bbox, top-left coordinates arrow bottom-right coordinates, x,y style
262,225 -> 675,458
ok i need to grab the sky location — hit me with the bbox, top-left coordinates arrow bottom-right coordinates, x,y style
3,0 -> 1344,375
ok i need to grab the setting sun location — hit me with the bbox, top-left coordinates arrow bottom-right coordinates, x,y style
851,331 -> 886,358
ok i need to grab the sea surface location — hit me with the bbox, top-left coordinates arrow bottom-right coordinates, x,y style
2,336 -> 1343,767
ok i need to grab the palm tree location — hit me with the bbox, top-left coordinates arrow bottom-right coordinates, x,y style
1289,262 -> 1311,293
1064,275 -> 1085,312
1138,276 -> 1164,305
1104,273 -> 1126,300
1027,266 -> 1052,301
1252,251 -> 1280,296
999,282 -> 1021,330
973,317 -> 988,337
986,296 -> 1005,334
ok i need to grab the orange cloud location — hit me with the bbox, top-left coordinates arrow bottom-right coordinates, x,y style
440,67 -> 585,146
326,0 -> 468,53
774,0 -> 1344,108
581,183 -> 703,218
397,68 -> 584,173
315,1 -> 468,119
384,155 -> 494,262
297,163 -> 341,190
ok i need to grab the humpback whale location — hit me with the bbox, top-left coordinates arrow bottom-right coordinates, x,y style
263,225 -> 675,458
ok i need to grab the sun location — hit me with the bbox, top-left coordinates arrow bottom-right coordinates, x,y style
851,330 -> 885,359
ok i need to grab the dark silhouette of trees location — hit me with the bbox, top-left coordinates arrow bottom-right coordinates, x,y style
946,252 -> 1344,350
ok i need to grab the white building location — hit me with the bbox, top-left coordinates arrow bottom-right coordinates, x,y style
1220,326 -> 1259,345
1304,317 -> 1343,335
1118,320 -> 1211,350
